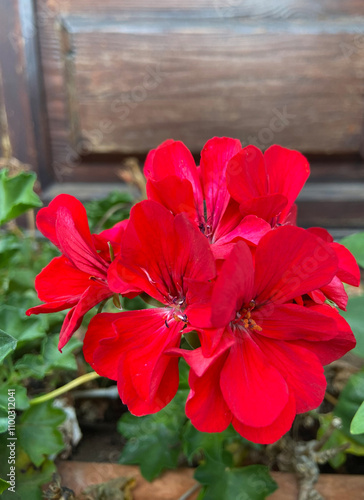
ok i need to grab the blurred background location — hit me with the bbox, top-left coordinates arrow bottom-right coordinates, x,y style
1,0 -> 364,234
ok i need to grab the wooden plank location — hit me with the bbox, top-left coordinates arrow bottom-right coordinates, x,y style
39,0 -> 364,18
0,0 -> 54,185
56,462 -> 364,500
59,18 -> 364,156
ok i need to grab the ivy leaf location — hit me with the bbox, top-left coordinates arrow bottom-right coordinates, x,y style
14,459 -> 56,500
351,402 -> 364,435
85,190 -> 133,231
195,455 -> 277,500
14,354 -> 48,379
0,385 -> 29,410
0,329 -> 17,363
0,169 -> 42,225
0,478 -> 10,494
334,370 -> 364,447
340,232 -> 364,268
0,305 -> 47,344
17,401 -> 66,467
340,296 -> 364,358
0,405 -> 8,433
118,389 -> 188,481
41,334 -> 82,371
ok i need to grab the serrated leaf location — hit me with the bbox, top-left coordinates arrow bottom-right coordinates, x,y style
17,401 -> 66,466
0,385 -> 29,410
119,421 -> 181,481
0,169 -> 42,225
0,405 -> 8,433
340,296 -> 364,358
0,329 -> 17,363
85,190 -> 133,231
334,370 -> 364,447
0,305 -> 47,344
351,401 -> 364,435
14,354 -> 48,379
183,422 -> 235,463
195,456 -> 277,500
41,334 -> 82,371
0,478 -> 10,494
7,460 -> 56,500
340,232 -> 364,268
118,388 -> 188,481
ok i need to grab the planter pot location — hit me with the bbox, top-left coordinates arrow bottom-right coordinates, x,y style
56,461 -> 364,500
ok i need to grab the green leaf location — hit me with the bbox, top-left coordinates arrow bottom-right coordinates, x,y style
340,232 -> 364,268
14,460 -> 56,500
0,305 -> 47,344
340,296 -> 364,358
0,385 -> 29,410
14,354 -> 48,379
118,389 -> 188,481
0,478 -> 10,494
334,370 -> 364,447
85,190 -> 133,231
195,456 -> 277,500
0,169 -> 42,225
17,401 -> 66,466
183,422 -> 236,464
0,329 -> 17,363
351,401 -> 364,435
41,334 -> 82,371
0,405 -> 8,433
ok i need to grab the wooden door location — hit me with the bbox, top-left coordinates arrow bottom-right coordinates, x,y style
1,0 -> 364,229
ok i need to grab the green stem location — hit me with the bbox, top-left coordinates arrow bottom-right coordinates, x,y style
29,371 -> 101,406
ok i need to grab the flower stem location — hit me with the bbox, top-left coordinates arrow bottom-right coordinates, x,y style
29,371 -> 101,406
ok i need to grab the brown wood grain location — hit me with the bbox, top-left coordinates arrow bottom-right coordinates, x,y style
36,0 -> 364,184
56,462 -> 364,500
0,0 -> 53,185
63,19 -> 364,155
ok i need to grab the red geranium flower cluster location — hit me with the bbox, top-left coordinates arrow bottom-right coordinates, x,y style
27,138 -> 360,444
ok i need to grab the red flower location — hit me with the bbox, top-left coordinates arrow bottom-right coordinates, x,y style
306,227 -> 360,310
26,194 -> 133,350
175,226 -> 356,444
83,200 -> 216,415
144,137 -> 271,258
226,145 -> 309,225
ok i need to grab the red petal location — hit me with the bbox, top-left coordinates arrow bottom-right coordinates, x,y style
253,335 -> 326,413
264,145 -> 310,222
185,350 -> 232,433
320,276 -> 348,310
32,256 -> 92,303
85,308 -> 182,415
59,284 -> 111,350
109,201 -> 215,302
227,146 -> 268,202
150,140 -> 203,215
239,194 -> 288,222
254,226 -> 338,304
146,176 -> 199,222
220,331 -> 289,427
200,137 -> 241,234
36,194 -> 94,250
331,242 -> 360,286
295,306 -> 356,365
212,215 -> 271,259
232,392 -> 296,444
211,241 -> 254,327
55,206 -> 108,278
253,303 -> 338,341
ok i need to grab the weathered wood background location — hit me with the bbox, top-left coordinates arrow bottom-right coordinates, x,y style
0,0 -> 364,229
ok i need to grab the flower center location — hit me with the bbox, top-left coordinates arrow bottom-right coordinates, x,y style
232,300 -> 262,333
164,295 -> 188,328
